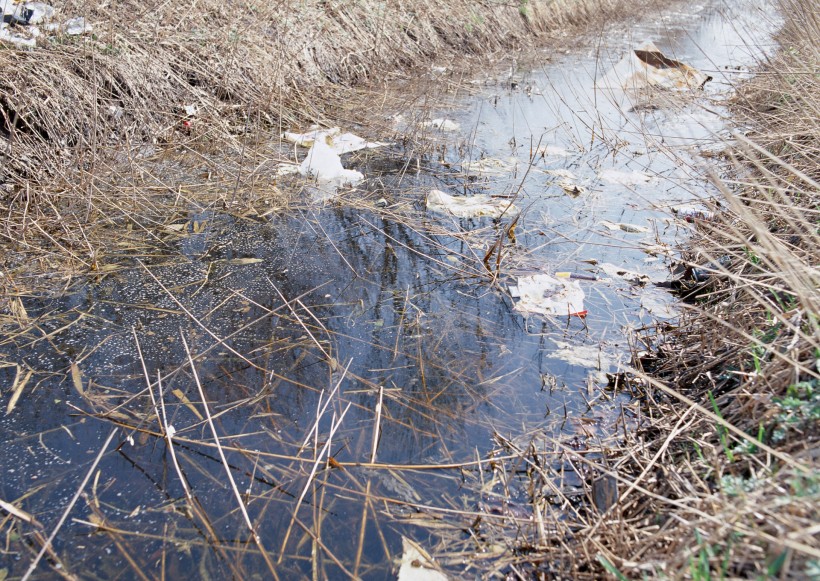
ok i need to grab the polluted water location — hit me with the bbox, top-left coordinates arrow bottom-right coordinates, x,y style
0,0 -> 780,578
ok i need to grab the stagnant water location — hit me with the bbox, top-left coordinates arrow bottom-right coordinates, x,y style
0,0 -> 778,578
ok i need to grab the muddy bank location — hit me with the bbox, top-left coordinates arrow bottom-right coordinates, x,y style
0,0 -> 630,186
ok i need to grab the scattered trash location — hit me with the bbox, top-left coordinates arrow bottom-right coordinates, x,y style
546,169 -> 587,196
555,271 -> 598,281
600,220 -> 650,233
423,118 -> 460,132
0,1 -> 92,47
426,189 -> 517,219
398,536 -> 449,581
552,341 -> 610,368
62,16 -> 91,35
512,274 -> 586,317
461,156 -> 518,175
597,41 -> 711,92
274,163 -> 300,176
672,205 -> 715,222
0,22 -> 38,47
9,1 -> 53,24
558,179 -> 587,197
283,127 -> 387,154
598,168 -> 652,186
183,104 -> 198,117
374,197 -> 388,208
599,262 -> 651,285
687,255 -> 732,283
299,138 -> 363,187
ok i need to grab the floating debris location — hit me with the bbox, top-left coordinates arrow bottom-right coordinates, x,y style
598,262 -> 651,285
672,205 -> 715,222
398,536 -> 449,581
597,41 -> 711,92
426,189 -> 517,219
512,274 -> 586,317
283,127 -> 387,154
600,220 -> 650,233
299,139 -> 363,187
461,156 -> 518,175
423,118 -> 460,131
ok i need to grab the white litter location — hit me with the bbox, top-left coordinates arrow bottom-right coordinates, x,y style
426,189 -> 517,219
299,138 -> 363,187
597,41 -> 711,92
598,168 -> 652,186
283,127 -> 387,154
398,536 -> 449,581
0,22 -> 38,47
513,274 -> 586,317
599,262 -> 650,285
600,220 -> 650,233
461,156 -> 518,175
423,118 -> 460,132
63,16 -> 91,35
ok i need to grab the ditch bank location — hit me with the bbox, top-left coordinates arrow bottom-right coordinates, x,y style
0,0 -> 631,187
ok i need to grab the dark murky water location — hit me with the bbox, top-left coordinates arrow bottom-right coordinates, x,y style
1,0 -> 778,578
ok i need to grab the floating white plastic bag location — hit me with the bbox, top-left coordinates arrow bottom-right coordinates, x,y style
284,127 -> 387,154
597,41 -> 711,92
299,139 -> 363,187
513,274 -> 586,317
426,190 -> 516,219
422,118 -> 460,131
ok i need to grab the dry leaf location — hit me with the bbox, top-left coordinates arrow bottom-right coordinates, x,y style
70,362 -> 84,396
172,389 -> 204,421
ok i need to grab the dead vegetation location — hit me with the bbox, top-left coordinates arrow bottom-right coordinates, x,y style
0,0 -> 627,187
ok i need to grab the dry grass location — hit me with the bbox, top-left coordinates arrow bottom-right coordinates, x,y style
0,0 -> 626,187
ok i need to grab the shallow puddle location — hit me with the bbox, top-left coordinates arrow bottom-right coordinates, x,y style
0,0 -> 779,578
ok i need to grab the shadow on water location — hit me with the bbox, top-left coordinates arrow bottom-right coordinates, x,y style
0,0 -> 780,577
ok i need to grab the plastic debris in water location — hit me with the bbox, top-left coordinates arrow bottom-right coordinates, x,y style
512,274 -> 586,317
600,220 -> 650,233
283,127 -> 387,154
672,205 -> 715,222
426,189 -> 517,219
597,41 -> 712,92
422,118 -> 460,131
299,138 -> 363,187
